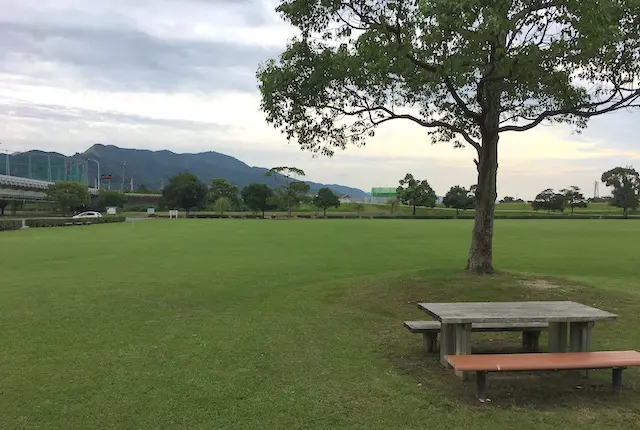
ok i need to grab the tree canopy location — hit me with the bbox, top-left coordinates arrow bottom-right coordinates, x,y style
209,178 -> 240,209
98,190 -> 128,211
532,188 -> 565,213
257,0 -> 640,273
443,185 -> 475,215
314,187 -> 340,216
161,172 -> 208,214
265,166 -> 308,216
241,183 -> 275,217
396,173 -> 437,215
46,182 -> 91,216
602,167 -> 640,218
560,186 -> 587,215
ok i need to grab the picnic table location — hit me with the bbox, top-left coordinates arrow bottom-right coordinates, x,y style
418,301 -> 617,378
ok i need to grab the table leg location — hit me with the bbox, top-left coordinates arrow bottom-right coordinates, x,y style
453,323 -> 472,380
439,323 -> 456,367
570,321 -> 594,378
548,322 -> 568,352
569,322 -> 593,352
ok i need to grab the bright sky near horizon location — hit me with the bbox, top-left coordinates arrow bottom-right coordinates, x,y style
0,0 -> 638,199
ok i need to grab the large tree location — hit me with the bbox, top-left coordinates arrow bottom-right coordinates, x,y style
46,182 -> 91,216
602,167 -> 640,218
241,183 -> 275,217
161,172 -> 208,215
443,185 -> 475,216
257,0 -> 640,273
560,186 -> 587,215
396,174 -> 437,215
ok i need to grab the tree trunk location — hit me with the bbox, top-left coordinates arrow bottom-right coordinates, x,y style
323,208 -> 327,217
466,133 -> 499,274
412,205 -> 416,216
456,207 -> 459,216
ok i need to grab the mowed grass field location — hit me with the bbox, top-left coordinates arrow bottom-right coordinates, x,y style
2,219 -> 640,429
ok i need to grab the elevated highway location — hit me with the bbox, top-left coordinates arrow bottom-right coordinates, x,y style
0,174 -> 161,203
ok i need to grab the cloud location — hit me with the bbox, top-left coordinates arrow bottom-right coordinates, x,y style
0,100 -> 231,131
0,20 -> 281,93
0,0 -> 638,199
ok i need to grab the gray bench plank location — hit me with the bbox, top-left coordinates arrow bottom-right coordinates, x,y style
404,320 -> 548,353
404,320 -> 548,333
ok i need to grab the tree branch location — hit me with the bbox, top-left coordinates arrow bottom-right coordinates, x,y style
499,90 -> 640,132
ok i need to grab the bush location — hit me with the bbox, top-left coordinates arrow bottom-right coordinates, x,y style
25,216 -> 126,228
0,220 -> 22,231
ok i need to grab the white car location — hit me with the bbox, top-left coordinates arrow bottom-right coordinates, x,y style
72,211 -> 103,219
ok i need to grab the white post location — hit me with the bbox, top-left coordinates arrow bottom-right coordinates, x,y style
88,158 -> 100,190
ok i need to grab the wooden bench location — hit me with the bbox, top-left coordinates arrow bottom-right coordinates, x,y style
404,320 -> 548,353
445,350 -> 640,399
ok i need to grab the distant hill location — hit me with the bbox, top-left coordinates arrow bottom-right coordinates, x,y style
8,144 -> 368,197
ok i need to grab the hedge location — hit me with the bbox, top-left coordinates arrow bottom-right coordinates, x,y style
25,216 -> 126,228
0,219 -> 23,231
186,213 -> 637,220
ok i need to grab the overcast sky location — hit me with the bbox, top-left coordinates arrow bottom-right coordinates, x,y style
0,0 -> 638,198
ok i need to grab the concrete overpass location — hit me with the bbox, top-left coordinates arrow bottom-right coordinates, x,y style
0,174 -> 99,201
0,174 -> 161,203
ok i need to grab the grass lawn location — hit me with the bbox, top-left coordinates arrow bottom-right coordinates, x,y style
2,219 -> 640,429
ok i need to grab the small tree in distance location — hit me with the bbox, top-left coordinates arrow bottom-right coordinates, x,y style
387,198 -> 398,216
532,189 -> 565,214
560,186 -> 587,216
98,190 -> 127,211
161,172 -> 207,215
353,203 -> 365,218
214,197 -> 232,215
443,186 -> 475,216
313,187 -> 340,217
0,200 -> 7,216
46,181 -> 91,216
265,166 -> 307,217
241,183 -> 274,218
396,174 -> 437,216
602,167 -> 640,218
209,178 -> 240,209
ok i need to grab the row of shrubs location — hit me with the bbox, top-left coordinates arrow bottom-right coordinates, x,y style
25,216 -> 127,228
187,213 -> 637,220
0,219 -> 23,231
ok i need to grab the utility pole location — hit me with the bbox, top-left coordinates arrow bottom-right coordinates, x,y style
0,142 -> 9,175
47,154 -> 52,181
593,181 -> 600,199
88,158 -> 100,190
130,176 -> 134,192
120,161 -> 127,192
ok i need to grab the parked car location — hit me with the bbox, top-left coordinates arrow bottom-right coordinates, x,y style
72,211 -> 103,219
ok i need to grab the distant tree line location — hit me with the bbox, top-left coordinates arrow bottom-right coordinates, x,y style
16,165 -> 638,219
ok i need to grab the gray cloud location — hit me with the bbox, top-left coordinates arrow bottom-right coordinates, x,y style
0,20 -> 281,93
0,100 -> 231,131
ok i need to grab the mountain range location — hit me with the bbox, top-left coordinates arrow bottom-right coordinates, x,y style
8,144 -> 368,197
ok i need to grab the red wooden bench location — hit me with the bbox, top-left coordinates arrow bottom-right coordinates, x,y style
445,350 -> 640,399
